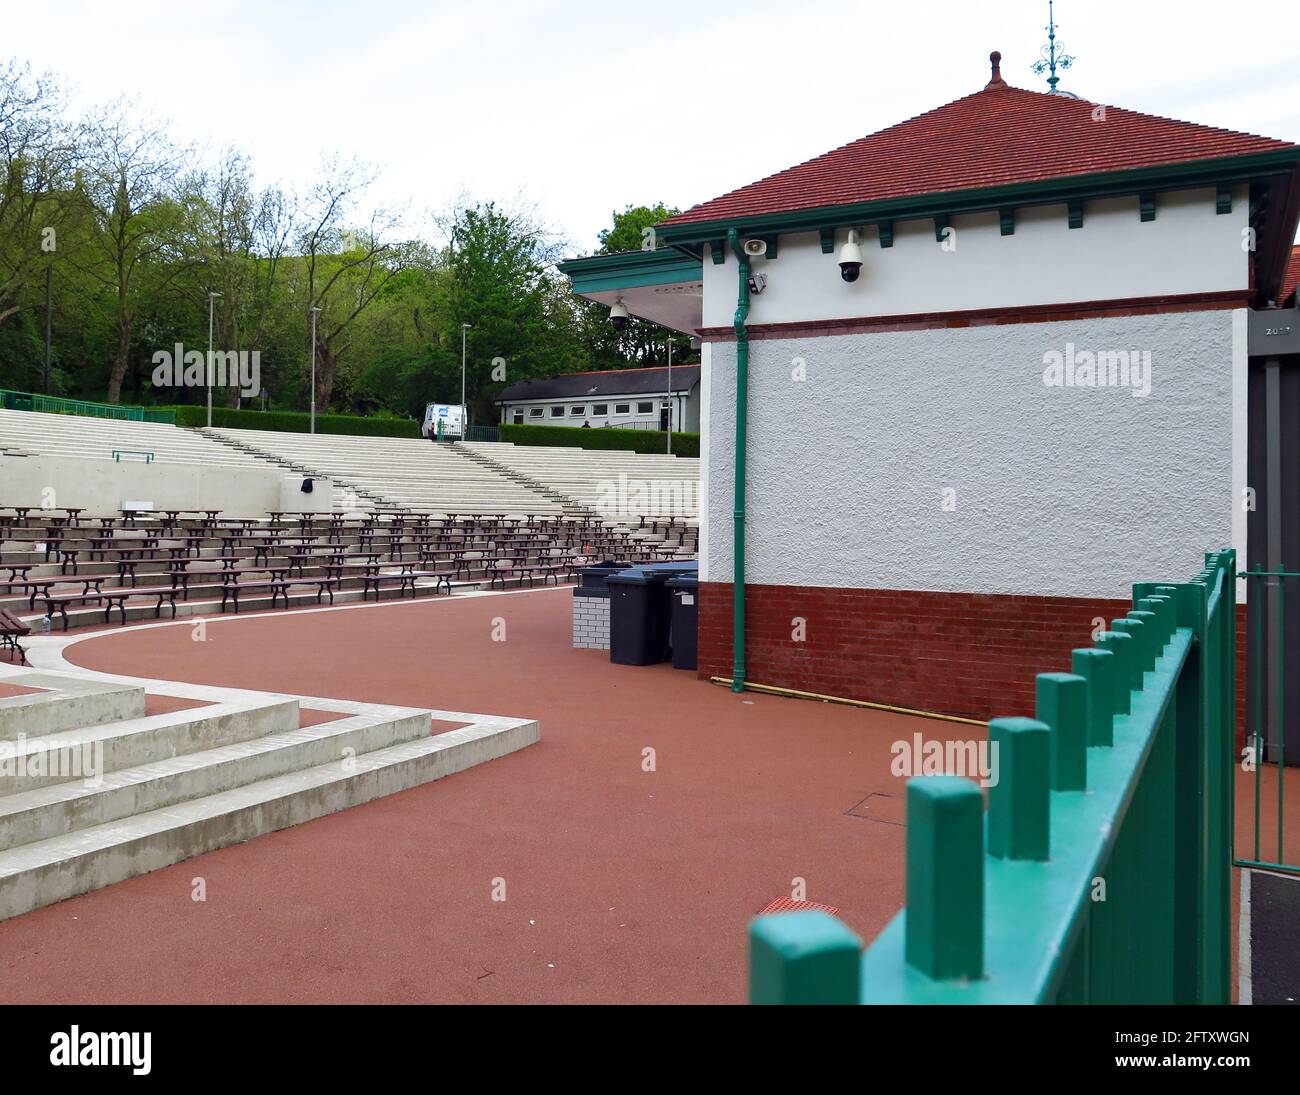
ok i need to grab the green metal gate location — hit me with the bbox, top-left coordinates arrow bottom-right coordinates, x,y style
749,550 -> 1236,1004
1236,566 -> 1298,875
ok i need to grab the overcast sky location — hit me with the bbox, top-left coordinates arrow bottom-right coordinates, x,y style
11,0 -> 1300,253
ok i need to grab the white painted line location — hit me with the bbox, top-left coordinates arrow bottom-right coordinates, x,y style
5,587 -> 562,741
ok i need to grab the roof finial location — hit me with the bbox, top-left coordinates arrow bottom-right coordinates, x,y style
985,50 -> 1006,89
1031,0 -> 1075,93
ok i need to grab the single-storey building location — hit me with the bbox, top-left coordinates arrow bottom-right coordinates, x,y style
496,365 -> 701,432
559,50 -> 1300,729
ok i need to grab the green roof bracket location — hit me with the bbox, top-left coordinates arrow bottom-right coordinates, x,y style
877,220 -> 894,248
819,227 -> 836,253
1215,185 -> 1232,214
999,208 -> 1015,236
1139,192 -> 1156,222
1067,198 -> 1084,229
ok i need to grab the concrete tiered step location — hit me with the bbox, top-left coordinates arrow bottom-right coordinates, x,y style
0,670 -> 539,920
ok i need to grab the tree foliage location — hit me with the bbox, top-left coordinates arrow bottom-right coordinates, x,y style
0,57 -> 695,418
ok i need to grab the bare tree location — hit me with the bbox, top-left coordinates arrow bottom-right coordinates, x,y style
183,148 -> 296,405
0,58 -> 78,328
77,101 -> 185,403
299,159 -> 411,410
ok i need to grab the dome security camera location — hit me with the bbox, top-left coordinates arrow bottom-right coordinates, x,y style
838,229 -> 864,283
609,300 -> 630,332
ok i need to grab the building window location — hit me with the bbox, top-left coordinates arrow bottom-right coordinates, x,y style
550,406 -> 564,418
570,405 -> 585,416
615,403 -> 630,414
637,401 -> 653,414
513,411 -> 523,424
592,404 -> 608,416
529,407 -> 543,418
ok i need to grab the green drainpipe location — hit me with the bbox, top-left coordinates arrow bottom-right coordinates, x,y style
727,228 -> 750,693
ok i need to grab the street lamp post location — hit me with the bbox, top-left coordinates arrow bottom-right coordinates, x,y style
666,337 -> 673,455
461,323 -> 472,439
206,291 -> 223,428
309,307 -> 321,434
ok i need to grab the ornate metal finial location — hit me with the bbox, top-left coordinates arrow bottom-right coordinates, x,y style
1031,0 -> 1075,93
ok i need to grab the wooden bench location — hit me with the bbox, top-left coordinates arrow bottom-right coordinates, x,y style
0,608 -> 30,665
41,586 -> 181,630
359,570 -> 451,600
486,559 -> 538,591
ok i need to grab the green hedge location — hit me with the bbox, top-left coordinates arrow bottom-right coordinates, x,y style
160,405 -> 420,438
498,422 -> 698,458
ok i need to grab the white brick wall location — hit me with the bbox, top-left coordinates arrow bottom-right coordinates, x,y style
572,595 -> 611,649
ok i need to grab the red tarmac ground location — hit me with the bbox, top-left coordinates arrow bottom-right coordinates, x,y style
0,588 -> 936,1004
0,587 -> 1294,1003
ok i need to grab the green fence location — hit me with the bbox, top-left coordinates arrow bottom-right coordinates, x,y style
750,550 -> 1236,1005
1236,566 -> 1298,875
0,389 -> 175,424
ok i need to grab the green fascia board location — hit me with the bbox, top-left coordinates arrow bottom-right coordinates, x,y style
654,148 -> 1300,245
556,247 -> 702,294
858,628 -> 1192,1004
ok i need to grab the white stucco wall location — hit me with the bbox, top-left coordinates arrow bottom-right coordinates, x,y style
701,187 -> 1248,328
704,310 -> 1237,599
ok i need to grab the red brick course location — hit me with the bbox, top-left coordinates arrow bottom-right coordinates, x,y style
699,582 -> 1249,730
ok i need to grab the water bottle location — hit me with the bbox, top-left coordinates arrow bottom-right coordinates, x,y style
42,614 -> 52,635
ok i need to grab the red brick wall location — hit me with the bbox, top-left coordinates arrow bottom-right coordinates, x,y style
699,582 -> 1247,728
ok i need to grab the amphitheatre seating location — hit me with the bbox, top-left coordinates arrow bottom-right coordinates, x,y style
462,440 -> 700,527
0,407 -> 280,470
0,505 -> 675,630
205,428 -> 566,515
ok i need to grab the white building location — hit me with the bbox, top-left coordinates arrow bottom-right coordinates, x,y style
559,50 -> 1300,723
496,365 -> 701,433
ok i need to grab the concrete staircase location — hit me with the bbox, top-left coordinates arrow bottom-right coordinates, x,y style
0,670 -> 538,920
446,442 -> 590,517
197,427 -> 392,512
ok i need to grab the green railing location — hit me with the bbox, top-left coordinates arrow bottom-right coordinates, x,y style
1237,566 -> 1298,875
111,449 -> 154,463
0,389 -> 175,424
750,550 -> 1236,1005
463,424 -> 500,442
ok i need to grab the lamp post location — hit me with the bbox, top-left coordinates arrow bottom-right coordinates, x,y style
666,337 -> 673,455
309,306 -> 321,434
460,322 -> 472,439
206,291 -> 223,428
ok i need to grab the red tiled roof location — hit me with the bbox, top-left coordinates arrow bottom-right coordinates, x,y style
1279,245 -> 1300,305
662,80 -> 1298,228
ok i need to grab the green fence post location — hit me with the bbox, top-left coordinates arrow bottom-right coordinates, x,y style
1036,673 -> 1087,791
1097,631 -> 1135,716
750,910 -> 862,1004
1126,610 -> 1158,672
904,776 -> 984,980
1110,618 -> 1147,689
988,717 -> 1051,860
1072,648 -> 1116,747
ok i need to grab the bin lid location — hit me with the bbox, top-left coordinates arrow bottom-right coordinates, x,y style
665,574 -> 699,590
606,568 -> 657,586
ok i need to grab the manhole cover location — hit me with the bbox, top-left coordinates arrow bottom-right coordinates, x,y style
845,792 -> 904,826
757,896 -> 840,917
